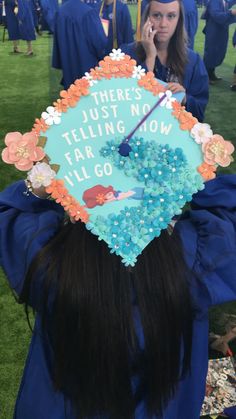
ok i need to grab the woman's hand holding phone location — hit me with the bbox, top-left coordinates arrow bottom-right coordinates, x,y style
141,19 -> 157,71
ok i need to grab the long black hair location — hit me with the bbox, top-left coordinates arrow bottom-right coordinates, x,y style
136,0 -> 188,84
20,219 -> 193,418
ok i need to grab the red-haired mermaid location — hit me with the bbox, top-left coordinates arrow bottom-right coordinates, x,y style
82,185 -> 144,209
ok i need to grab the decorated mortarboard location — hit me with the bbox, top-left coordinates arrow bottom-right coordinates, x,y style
2,49 -> 234,266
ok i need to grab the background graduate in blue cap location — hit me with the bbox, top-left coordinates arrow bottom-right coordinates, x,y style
121,0 -> 209,122
202,0 -> 236,84
52,0 -> 107,89
141,0 -> 198,50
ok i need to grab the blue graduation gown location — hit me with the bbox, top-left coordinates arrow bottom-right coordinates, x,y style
141,0 -> 198,49
96,0 -> 134,55
5,0 -> 35,40
17,0 -> 36,40
5,0 -> 21,40
1,176 -> 236,418
120,43 -> 209,122
182,0 -> 198,50
84,0 -> 101,8
39,0 -> 58,33
38,0 -> 50,31
196,0 -> 207,6
52,0 -> 107,89
203,0 -> 236,69
30,0 -> 40,28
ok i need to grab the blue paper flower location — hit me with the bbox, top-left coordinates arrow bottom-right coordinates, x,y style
95,137 -> 204,265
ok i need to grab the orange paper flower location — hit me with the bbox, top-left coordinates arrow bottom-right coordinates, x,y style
202,135 -> 235,167
68,83 -> 82,99
74,78 -> 90,95
53,99 -> 68,113
32,117 -> 50,136
118,57 -> 136,77
67,202 -> 89,223
197,162 -> 217,180
1,132 -> 45,171
60,194 -> 76,211
152,83 -> 166,96
138,72 -> 156,88
178,111 -> 198,131
98,55 -> 136,79
138,72 -> 165,95
46,179 -> 68,202
46,179 -> 89,223
89,67 -> 103,80
60,88 -> 79,108
171,100 -> 185,118
171,101 -> 197,130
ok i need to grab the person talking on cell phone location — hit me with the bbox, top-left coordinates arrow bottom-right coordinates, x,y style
121,0 -> 209,122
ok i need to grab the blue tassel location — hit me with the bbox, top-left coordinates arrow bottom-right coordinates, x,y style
118,142 -> 132,156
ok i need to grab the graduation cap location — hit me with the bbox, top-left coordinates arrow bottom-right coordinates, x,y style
2,50 -> 234,266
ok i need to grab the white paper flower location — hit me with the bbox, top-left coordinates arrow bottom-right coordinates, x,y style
27,162 -> 56,188
191,123 -> 213,144
109,48 -> 125,61
158,90 -> 176,109
83,72 -> 98,86
41,106 -> 61,125
132,65 -> 146,80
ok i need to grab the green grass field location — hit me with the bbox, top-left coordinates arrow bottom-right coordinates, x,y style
0,9 -> 235,418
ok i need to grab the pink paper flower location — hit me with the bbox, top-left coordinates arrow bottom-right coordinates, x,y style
1,132 -> 45,171
202,135 -> 234,167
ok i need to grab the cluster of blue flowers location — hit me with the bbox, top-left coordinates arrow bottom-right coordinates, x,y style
87,137 -> 204,266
